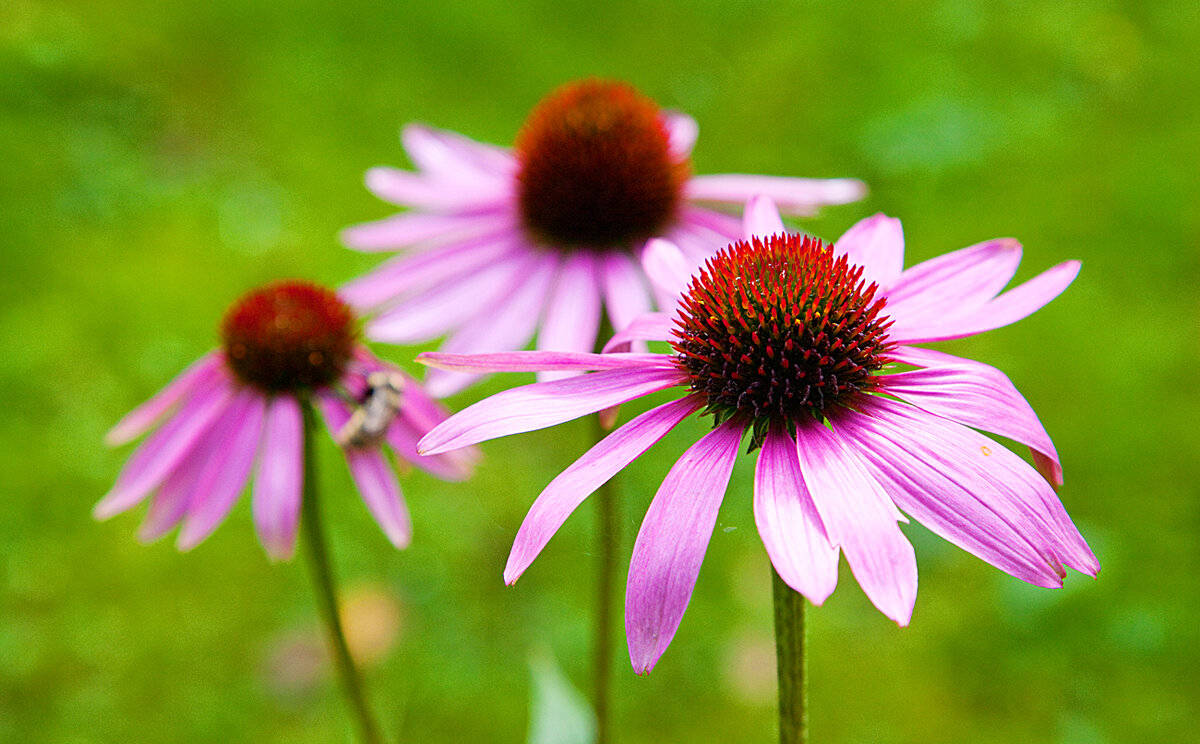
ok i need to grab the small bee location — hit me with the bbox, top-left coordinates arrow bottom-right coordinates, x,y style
336,371 -> 406,449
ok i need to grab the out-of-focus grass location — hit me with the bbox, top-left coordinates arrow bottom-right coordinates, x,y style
2,1 -> 1198,742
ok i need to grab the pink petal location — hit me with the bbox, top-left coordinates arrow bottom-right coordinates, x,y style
834,214 -> 905,289
890,261 -> 1081,345
418,350 -> 673,374
677,205 -> 743,242
661,112 -> 698,159
536,252 -> 603,381
626,420 -> 743,674
831,403 -> 1069,587
599,251 -> 653,332
345,449 -> 412,549
602,314 -> 676,353
418,364 -> 688,455
402,124 -> 517,181
105,351 -> 225,446
794,418 -> 918,626
176,389 -> 266,550
846,397 -> 1097,576
423,258 -> 559,397
505,396 -> 702,584
339,211 -> 513,253
386,410 -> 476,482
364,166 -> 509,211
754,424 -> 839,605
664,224 -> 736,269
138,422 -> 221,542
340,232 -> 523,314
685,174 -> 867,214
884,238 -> 1022,330
252,395 -> 304,561
882,349 -> 1062,486
364,250 -> 531,344
742,194 -> 786,240
95,376 -> 234,520
640,238 -> 693,299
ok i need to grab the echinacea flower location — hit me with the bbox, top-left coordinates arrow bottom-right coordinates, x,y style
97,280 -> 473,559
416,197 -> 1098,674
340,79 -> 866,396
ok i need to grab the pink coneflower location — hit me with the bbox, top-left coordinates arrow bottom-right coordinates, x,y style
96,280 -> 473,559
417,198 -> 1098,674
340,79 -> 866,396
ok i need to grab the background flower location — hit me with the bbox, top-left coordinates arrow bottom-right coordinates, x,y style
339,79 -> 866,396
97,282 -> 472,559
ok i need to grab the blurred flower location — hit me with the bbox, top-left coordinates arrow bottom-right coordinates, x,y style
341,79 -> 866,396
97,280 -> 473,560
417,197 -> 1097,673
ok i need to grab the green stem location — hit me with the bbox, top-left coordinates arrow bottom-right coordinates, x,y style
591,317 -> 618,744
772,568 -> 808,744
592,414 -> 618,744
300,401 -> 387,744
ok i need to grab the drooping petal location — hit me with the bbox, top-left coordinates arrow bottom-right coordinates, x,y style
834,214 -> 905,289
364,167 -> 509,211
138,415 -> 226,542
883,238 -> 1022,331
831,403 -> 1069,587
754,423 -> 839,605
686,174 -> 867,214
889,261 -> 1081,344
626,420 -> 743,674
105,352 -> 225,447
423,257 -> 559,397
794,418 -> 918,626
600,251 -> 653,332
339,211 -> 513,253
419,350 -> 673,374
402,124 -> 517,181
176,389 -> 267,550
843,397 -> 1097,576
95,376 -> 234,520
341,228 -> 520,313
505,397 -> 702,583
742,194 -> 786,240
537,252 -> 604,381
602,314 -> 676,353
662,112 -> 698,158
345,449 -> 412,549
880,353 -> 1062,486
419,364 -> 688,455
252,395 -> 304,561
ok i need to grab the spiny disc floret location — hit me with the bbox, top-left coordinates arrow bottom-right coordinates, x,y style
671,234 -> 893,428
221,281 -> 357,393
515,79 -> 689,249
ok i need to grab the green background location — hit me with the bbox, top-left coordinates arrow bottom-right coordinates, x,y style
3,0 -> 1197,742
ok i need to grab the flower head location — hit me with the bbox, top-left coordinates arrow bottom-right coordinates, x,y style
416,198 -> 1097,674
97,280 -> 474,560
340,78 -> 866,396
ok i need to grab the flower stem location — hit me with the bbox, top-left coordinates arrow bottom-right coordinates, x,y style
300,401 -> 387,744
591,316 -> 618,744
592,413 -> 618,744
772,568 -> 808,744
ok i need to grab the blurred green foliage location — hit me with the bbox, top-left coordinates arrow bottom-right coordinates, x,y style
2,0 -> 1198,742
